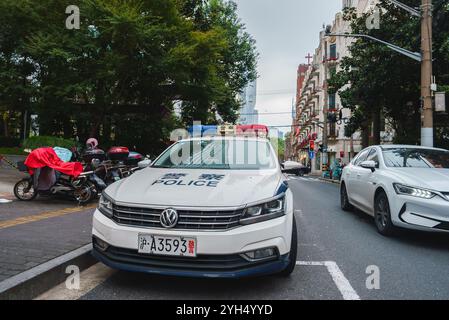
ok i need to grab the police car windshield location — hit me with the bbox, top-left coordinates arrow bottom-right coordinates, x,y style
152,139 -> 277,170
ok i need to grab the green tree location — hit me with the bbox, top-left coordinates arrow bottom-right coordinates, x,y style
276,137 -> 285,160
329,0 -> 449,148
0,0 -> 258,154
178,0 -> 258,124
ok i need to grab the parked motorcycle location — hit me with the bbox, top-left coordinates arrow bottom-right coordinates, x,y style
329,160 -> 343,181
13,163 -> 103,204
69,138 -> 147,188
80,143 -> 144,186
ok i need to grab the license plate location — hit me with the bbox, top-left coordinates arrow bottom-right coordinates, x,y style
138,234 -> 197,257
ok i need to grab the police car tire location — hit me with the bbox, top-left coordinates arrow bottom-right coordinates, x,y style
279,215 -> 297,277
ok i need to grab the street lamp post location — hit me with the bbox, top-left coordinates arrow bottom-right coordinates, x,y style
326,0 -> 434,147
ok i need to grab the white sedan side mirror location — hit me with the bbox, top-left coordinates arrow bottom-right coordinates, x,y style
360,160 -> 376,172
138,159 -> 152,169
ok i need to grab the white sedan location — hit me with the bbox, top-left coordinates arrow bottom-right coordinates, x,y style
340,145 -> 449,236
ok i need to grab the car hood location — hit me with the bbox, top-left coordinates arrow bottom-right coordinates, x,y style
105,167 -> 283,207
388,168 -> 449,192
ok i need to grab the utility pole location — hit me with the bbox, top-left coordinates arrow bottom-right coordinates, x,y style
421,0 -> 433,147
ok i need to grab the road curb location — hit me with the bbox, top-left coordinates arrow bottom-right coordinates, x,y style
0,244 -> 96,300
318,177 -> 341,185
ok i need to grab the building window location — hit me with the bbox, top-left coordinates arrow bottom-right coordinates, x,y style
329,122 -> 336,137
329,44 -> 337,60
329,93 -> 336,109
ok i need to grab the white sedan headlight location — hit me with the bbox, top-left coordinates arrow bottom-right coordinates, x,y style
393,183 -> 436,199
240,196 -> 285,225
99,194 -> 114,218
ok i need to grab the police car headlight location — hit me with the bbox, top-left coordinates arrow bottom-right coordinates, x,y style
240,196 -> 285,225
98,193 -> 114,218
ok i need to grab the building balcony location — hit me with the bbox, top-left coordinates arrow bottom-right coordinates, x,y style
323,53 -> 339,65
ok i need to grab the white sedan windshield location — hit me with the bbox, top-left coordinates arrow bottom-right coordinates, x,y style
382,148 -> 449,168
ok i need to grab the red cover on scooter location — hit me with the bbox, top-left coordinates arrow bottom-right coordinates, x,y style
24,147 -> 83,177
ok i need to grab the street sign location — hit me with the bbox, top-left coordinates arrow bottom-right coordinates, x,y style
309,151 -> 315,160
435,92 -> 446,113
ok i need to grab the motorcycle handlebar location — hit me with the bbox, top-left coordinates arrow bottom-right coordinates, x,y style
79,171 -> 94,177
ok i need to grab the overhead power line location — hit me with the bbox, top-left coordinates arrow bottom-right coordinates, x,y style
256,89 -> 296,96
239,111 -> 293,116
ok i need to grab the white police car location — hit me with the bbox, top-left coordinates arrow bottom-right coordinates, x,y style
92,133 -> 297,278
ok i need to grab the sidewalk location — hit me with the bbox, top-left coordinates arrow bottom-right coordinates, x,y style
0,160 -> 96,297
305,172 -> 340,184
318,177 -> 341,184
0,199 -> 95,282
0,155 -> 26,198
0,155 -> 99,299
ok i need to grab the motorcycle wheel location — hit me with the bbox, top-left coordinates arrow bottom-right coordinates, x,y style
74,181 -> 96,204
14,179 -> 37,201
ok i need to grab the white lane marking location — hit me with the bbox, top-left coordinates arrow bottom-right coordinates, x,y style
35,263 -> 115,300
288,176 -> 320,182
36,260 -> 359,300
324,262 -> 361,301
296,261 -> 360,300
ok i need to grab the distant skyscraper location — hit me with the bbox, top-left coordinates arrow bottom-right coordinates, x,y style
237,80 -> 258,125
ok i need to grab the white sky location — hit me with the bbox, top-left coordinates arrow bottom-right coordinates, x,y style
235,0 -> 343,135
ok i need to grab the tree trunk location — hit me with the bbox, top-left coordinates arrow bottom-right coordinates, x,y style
89,116 -> 102,138
89,104 -> 104,138
372,109 -> 381,145
102,116 -> 111,145
2,111 -> 9,137
20,111 -> 25,141
361,122 -> 370,149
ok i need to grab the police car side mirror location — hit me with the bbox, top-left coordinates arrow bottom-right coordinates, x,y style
138,159 -> 152,169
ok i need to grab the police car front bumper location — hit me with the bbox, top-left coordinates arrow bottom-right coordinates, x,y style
92,243 -> 290,278
92,207 -> 293,278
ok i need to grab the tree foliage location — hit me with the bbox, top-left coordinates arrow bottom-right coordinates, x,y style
0,0 -> 258,154
329,0 -> 449,148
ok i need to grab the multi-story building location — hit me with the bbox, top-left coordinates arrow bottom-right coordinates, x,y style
237,80 -> 258,125
292,0 -> 383,174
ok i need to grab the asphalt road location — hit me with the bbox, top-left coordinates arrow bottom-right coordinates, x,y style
42,176 -> 449,300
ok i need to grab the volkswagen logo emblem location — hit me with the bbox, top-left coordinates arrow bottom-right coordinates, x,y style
160,208 -> 178,228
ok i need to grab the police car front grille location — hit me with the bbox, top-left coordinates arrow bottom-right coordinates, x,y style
112,205 -> 243,230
